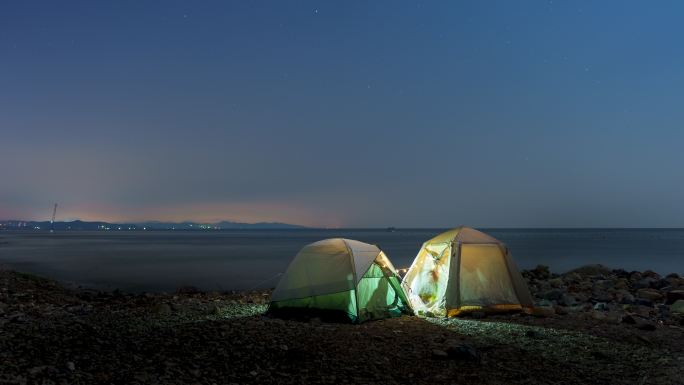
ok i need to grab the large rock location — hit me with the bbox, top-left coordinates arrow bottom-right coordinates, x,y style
635,298 -> 654,307
562,272 -> 582,284
612,269 -> 631,278
529,306 -> 555,317
603,312 -> 623,324
559,294 -> 577,307
613,278 -> 629,290
206,304 -> 222,315
530,265 -> 551,279
671,300 -> 684,314
636,288 -> 663,302
592,290 -> 613,303
593,280 -> 614,290
617,291 -> 635,304
566,264 -> 612,277
657,304 -> 670,319
578,281 -> 593,291
535,299 -> 554,307
542,289 -> 565,301
591,311 -> 607,321
666,290 -> 684,305
636,320 -> 657,331
642,270 -> 661,279
632,278 -> 656,290
624,305 -> 654,318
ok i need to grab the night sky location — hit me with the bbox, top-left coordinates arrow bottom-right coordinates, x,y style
2,1 -> 683,227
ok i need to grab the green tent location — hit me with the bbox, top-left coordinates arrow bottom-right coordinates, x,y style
268,238 -> 411,323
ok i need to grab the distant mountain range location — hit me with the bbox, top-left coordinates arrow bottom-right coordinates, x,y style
0,219 -> 308,231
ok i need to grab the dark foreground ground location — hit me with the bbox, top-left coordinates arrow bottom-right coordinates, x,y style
1,266 -> 684,385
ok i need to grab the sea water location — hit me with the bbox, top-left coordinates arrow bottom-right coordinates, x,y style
0,229 -> 682,292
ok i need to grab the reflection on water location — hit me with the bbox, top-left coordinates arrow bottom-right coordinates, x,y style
0,228 -> 682,292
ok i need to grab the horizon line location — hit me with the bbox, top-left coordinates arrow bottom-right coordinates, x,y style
2,219 -> 684,230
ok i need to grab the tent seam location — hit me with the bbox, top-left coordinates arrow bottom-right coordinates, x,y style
341,239 -> 361,321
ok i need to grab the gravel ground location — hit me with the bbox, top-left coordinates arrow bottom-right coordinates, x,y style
1,268 -> 683,385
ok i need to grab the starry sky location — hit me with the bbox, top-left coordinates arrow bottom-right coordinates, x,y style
2,1 -> 684,228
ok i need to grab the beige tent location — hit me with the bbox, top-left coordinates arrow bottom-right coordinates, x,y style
401,227 -> 533,317
268,238 -> 411,323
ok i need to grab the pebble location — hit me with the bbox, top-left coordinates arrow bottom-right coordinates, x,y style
591,311 -> 607,321
445,344 -> 479,361
431,349 -> 448,359
151,303 -> 172,314
525,330 -> 540,338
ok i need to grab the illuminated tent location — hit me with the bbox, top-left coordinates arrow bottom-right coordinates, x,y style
401,227 -> 533,317
268,238 -> 411,323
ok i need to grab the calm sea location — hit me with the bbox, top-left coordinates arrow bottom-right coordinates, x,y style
0,229 -> 683,292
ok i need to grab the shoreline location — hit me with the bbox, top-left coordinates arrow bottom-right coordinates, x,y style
2,262 -> 683,295
2,229 -> 684,293
1,265 -> 683,384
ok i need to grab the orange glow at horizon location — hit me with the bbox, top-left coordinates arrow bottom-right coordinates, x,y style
2,201 -> 345,228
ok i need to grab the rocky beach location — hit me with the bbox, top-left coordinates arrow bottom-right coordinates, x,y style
1,265 -> 683,385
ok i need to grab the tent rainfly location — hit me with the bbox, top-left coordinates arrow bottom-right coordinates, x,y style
268,238 -> 411,323
401,227 -> 533,317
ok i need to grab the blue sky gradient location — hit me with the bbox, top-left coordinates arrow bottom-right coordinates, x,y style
2,1 -> 683,227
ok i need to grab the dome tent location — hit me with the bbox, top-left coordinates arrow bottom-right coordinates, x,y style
268,238 -> 411,323
401,227 -> 533,317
